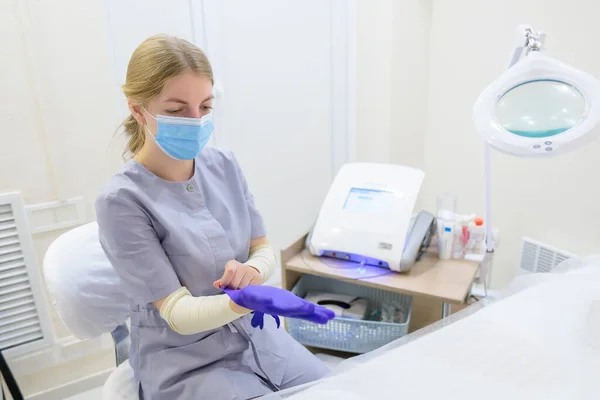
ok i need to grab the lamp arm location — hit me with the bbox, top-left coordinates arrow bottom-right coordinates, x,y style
508,24 -> 546,68
480,24 -> 546,287
479,24 -> 548,288
483,143 -> 494,253
480,142 -> 494,288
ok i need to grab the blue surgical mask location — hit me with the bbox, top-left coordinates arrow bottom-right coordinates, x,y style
143,109 -> 214,160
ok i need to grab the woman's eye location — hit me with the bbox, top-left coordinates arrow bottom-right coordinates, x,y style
165,109 -> 183,114
202,106 -> 213,111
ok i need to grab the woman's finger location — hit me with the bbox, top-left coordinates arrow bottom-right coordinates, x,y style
231,270 -> 245,290
248,274 -> 262,286
219,263 -> 236,288
239,274 -> 254,289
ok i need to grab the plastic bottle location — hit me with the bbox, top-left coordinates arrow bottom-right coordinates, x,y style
452,220 -> 471,259
438,224 -> 454,260
436,193 -> 457,260
468,217 -> 485,254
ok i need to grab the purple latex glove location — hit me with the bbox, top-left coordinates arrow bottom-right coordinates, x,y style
224,286 -> 335,329
250,311 -> 278,330
250,307 -> 335,330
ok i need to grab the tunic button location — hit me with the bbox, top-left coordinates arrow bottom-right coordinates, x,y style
187,184 -> 195,192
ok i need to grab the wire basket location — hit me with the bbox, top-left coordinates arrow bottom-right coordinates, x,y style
288,274 -> 412,354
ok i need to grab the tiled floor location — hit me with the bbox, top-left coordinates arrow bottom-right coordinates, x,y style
65,387 -> 103,400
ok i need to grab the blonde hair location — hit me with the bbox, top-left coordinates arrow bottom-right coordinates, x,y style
120,34 -> 214,157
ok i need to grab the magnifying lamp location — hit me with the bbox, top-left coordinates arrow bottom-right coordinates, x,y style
472,25 -> 600,286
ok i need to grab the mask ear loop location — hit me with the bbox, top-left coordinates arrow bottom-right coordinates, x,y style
140,106 -> 157,139
133,106 -> 157,167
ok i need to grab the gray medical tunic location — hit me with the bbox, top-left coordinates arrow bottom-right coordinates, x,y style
96,147 -> 328,400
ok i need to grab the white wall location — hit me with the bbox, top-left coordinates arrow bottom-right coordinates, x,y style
355,0 -> 432,171
203,0 -> 338,251
360,0 -> 600,287
390,0 -> 431,170
2,0 -> 123,330
355,0 -> 393,163
420,0 -> 600,287
1,0 -> 122,395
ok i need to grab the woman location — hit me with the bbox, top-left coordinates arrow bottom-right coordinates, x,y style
96,34 -> 329,399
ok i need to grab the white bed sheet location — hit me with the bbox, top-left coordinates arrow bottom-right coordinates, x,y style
265,257 -> 600,400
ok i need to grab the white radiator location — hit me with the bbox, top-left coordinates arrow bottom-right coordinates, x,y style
0,192 -> 53,357
518,236 -> 576,274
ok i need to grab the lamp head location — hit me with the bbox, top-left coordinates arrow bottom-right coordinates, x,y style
473,30 -> 600,157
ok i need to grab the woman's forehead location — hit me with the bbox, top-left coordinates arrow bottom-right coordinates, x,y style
158,71 -> 213,103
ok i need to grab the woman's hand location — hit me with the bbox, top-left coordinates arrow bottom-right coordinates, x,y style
214,260 -> 261,290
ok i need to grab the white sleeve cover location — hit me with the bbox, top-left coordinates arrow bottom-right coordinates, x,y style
158,287 -> 249,335
244,244 -> 276,283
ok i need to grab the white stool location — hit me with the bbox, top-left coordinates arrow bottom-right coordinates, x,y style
102,359 -> 138,400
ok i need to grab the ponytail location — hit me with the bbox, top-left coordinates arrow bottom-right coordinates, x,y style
121,114 -> 146,158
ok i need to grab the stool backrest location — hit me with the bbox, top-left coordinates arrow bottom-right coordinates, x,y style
43,222 -> 129,339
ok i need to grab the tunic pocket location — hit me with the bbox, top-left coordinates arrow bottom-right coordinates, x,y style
140,327 -> 226,392
139,326 -> 271,400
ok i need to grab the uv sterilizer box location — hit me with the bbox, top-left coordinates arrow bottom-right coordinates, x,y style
307,163 -> 430,273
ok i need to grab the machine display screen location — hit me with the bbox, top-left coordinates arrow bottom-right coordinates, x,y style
343,188 -> 393,214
